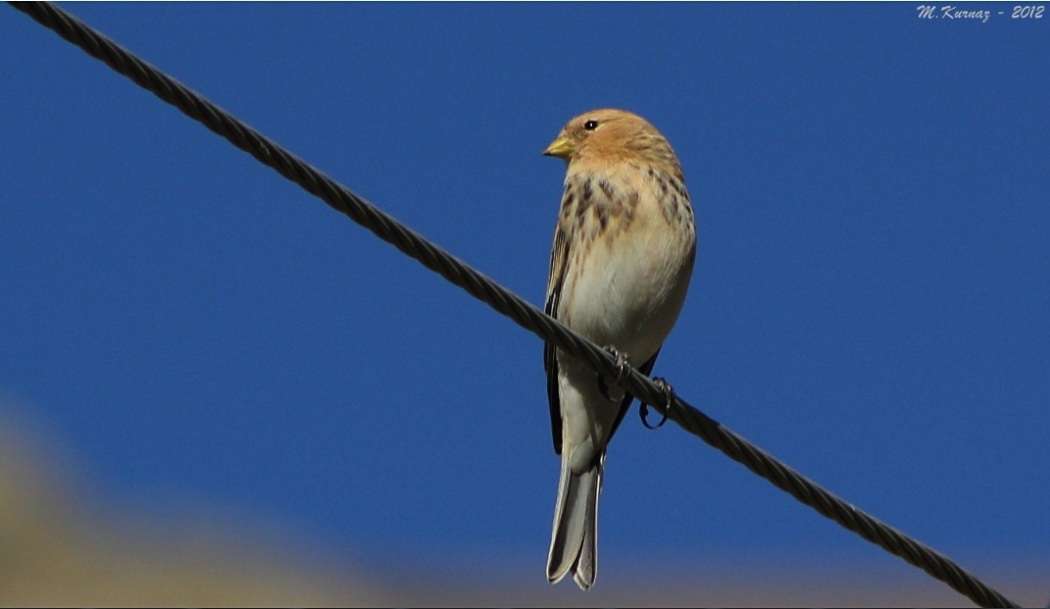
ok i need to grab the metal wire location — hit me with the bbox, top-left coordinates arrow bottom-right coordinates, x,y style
7,2 -> 1021,607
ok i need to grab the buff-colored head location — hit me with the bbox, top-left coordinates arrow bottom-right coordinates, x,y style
543,108 -> 681,172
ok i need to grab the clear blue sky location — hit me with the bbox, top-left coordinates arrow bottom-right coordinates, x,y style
3,1 -> 1048,600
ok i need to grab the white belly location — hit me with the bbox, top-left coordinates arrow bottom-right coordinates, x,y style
558,212 -> 694,366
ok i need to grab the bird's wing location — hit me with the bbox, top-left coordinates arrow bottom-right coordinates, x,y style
544,225 -> 569,455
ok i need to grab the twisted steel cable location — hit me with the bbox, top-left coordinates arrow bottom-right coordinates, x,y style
8,2 -> 1020,607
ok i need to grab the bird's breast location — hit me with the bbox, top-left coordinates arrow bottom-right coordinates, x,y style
557,168 -> 695,362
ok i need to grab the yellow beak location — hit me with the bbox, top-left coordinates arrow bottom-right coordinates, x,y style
543,135 -> 574,158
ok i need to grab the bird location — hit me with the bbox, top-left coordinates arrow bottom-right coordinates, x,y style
542,109 -> 696,590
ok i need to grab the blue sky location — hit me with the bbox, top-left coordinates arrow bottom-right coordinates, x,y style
3,2 -> 1048,602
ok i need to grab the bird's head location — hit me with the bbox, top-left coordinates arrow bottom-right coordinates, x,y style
543,108 -> 679,171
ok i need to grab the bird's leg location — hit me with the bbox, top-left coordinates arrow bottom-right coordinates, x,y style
597,345 -> 631,401
640,377 -> 674,429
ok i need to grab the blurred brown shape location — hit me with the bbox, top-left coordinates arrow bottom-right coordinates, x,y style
0,406 -> 1041,607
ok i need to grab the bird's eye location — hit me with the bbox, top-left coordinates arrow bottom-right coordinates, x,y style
583,120 -> 599,131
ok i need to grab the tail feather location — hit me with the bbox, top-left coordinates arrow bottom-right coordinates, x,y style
546,457 -> 602,590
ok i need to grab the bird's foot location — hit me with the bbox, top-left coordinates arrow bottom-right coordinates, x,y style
640,377 -> 674,429
597,345 -> 631,401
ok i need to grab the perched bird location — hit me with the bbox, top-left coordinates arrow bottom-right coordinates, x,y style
542,109 -> 696,590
